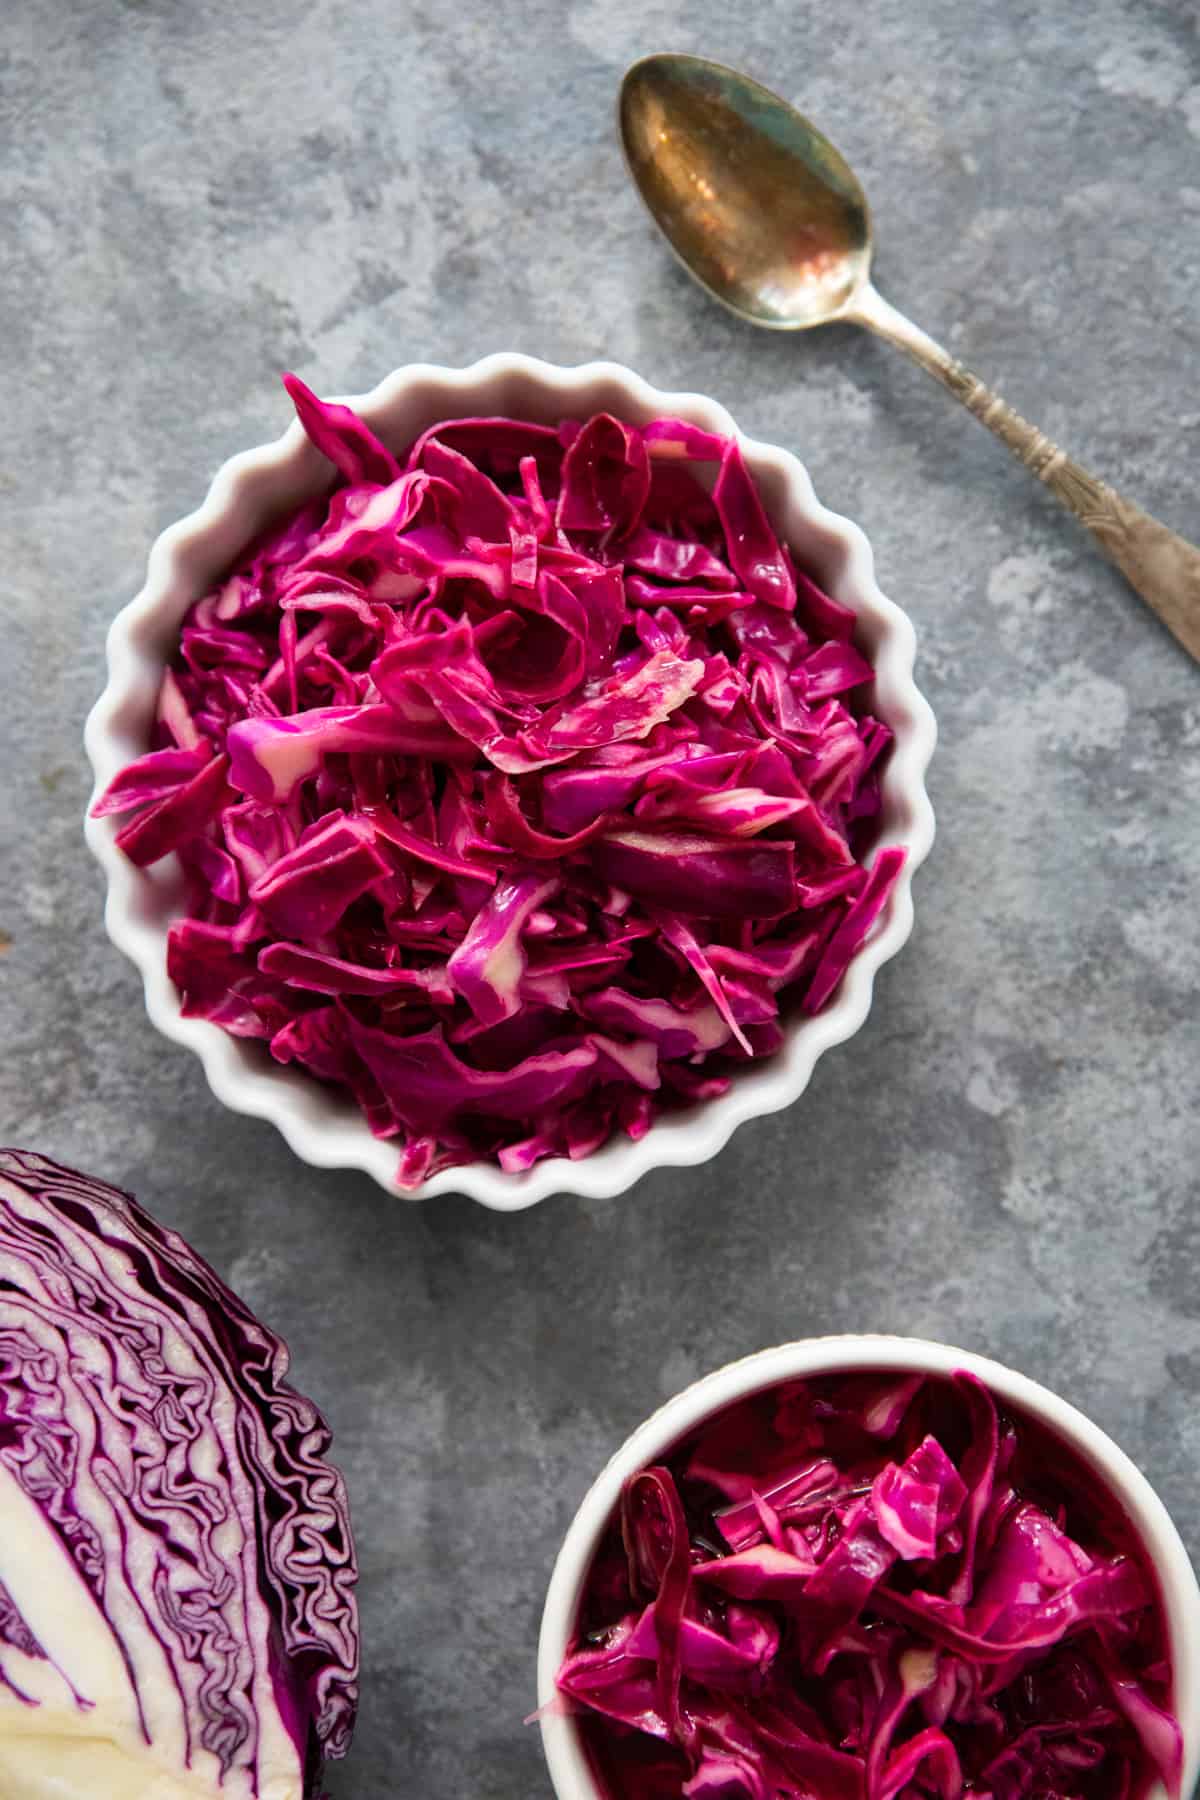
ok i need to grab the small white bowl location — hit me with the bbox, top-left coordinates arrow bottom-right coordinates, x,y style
538,1335 -> 1200,1800
84,355 -> 935,1209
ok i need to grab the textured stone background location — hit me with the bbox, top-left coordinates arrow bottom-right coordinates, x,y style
3,0 -> 1199,1793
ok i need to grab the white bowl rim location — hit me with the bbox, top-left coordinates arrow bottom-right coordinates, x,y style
537,1333 -> 1200,1800
83,353 -> 936,1209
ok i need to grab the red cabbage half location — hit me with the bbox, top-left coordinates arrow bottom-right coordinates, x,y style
94,377 -> 908,1186
555,1370 -> 1183,1800
0,1149 -> 357,1799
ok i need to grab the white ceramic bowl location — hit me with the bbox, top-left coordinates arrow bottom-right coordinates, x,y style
84,355 -> 935,1209
538,1335 -> 1200,1800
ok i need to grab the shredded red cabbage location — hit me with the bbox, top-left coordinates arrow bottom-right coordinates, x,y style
95,377 -> 906,1186
556,1371 -> 1182,1800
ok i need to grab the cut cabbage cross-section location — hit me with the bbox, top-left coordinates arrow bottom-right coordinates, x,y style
0,1149 -> 358,1800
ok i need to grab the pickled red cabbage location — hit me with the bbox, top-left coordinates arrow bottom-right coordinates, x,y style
555,1371 -> 1182,1800
94,378 -> 906,1185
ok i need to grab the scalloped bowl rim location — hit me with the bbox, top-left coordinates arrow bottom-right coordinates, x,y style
537,1333 -> 1200,1800
84,354 -> 936,1208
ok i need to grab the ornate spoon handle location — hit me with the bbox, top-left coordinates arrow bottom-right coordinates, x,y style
849,283 -> 1200,665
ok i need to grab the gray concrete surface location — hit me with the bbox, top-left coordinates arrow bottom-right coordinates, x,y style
3,1 -> 1199,1793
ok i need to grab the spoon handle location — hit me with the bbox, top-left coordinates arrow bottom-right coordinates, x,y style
849,283 -> 1200,664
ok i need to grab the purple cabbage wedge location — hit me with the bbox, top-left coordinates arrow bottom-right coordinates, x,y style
94,375 -> 907,1186
555,1371 -> 1183,1800
0,1149 -> 357,1800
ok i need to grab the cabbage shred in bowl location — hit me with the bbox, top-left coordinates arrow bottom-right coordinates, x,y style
554,1368 -> 1183,1800
92,376 -> 908,1188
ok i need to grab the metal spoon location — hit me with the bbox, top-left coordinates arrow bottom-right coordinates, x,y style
619,52 -> 1200,664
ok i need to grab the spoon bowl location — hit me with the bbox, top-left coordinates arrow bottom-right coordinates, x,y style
620,53 -> 871,328
619,52 -> 1200,664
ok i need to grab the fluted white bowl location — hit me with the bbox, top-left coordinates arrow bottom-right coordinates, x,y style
84,355 -> 936,1208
